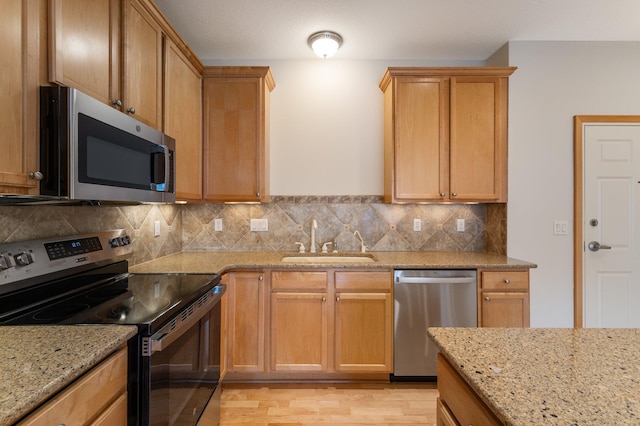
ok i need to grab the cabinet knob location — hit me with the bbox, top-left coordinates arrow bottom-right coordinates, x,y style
126,107 -> 136,114
258,275 -> 263,281
439,192 -> 446,197
336,296 -> 340,302
322,296 -> 326,302
504,278 -> 510,284
452,192 -> 458,197
29,171 -> 44,180
256,192 -> 261,198
484,296 -> 490,302
112,99 -> 122,107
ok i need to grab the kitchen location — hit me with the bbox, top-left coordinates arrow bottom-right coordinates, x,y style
1,0 -> 640,425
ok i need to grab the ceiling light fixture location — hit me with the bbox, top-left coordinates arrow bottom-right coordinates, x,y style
307,31 -> 343,58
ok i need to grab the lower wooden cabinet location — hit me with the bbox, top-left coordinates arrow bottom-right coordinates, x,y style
226,271 -> 266,373
437,353 -> 502,425
270,271 -> 329,372
479,270 -> 530,327
225,269 -> 393,378
334,271 -> 393,372
18,346 -> 128,426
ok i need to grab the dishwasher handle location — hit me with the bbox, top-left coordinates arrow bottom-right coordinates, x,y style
395,276 -> 476,285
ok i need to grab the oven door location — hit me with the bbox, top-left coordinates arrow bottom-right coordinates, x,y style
144,286 -> 223,426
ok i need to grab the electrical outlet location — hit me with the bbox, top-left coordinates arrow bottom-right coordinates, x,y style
456,218 -> 465,232
154,220 -> 161,237
250,218 -> 268,232
214,218 -> 223,231
413,218 -> 422,232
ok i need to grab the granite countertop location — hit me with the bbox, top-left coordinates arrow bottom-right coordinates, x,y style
0,325 -> 138,425
130,250 -> 536,274
428,327 -> 640,425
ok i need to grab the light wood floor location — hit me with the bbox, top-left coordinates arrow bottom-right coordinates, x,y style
208,383 -> 439,425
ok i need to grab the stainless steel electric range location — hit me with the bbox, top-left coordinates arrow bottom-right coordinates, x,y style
0,229 -> 224,426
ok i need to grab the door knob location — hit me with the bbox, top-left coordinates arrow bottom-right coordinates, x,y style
588,241 -> 612,252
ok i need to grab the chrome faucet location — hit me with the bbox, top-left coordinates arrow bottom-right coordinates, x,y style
353,230 -> 366,253
310,219 -> 318,253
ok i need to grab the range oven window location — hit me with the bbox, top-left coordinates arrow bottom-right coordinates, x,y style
149,299 -> 221,425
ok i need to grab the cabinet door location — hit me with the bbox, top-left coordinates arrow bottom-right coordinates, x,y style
481,292 -> 530,327
123,0 -> 163,129
49,0 -> 120,106
393,77 -> 449,202
227,272 -> 266,372
0,0 -> 39,194
164,39 -> 203,201
203,76 -> 265,202
334,292 -> 393,372
449,76 -> 508,201
270,292 -> 328,372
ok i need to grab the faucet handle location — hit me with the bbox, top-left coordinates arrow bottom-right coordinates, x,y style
321,241 -> 332,254
295,242 -> 306,253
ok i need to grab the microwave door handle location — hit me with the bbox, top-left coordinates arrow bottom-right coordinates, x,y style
150,149 -> 166,191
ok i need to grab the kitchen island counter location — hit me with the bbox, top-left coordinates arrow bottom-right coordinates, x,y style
0,325 -> 137,425
428,327 -> 640,425
130,250 -> 535,274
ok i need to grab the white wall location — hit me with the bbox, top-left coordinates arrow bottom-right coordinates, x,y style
203,59 -> 482,194
505,41 -> 640,327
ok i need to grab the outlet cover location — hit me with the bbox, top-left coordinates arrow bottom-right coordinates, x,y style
250,218 -> 268,232
154,220 -> 161,237
214,218 -> 223,231
456,218 -> 465,232
413,218 -> 422,232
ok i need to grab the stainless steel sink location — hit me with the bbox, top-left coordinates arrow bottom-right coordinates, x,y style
281,255 -> 376,263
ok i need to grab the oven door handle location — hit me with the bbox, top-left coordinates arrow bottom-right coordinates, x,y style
148,285 -> 225,355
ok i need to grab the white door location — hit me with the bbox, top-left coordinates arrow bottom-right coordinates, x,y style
584,123 -> 640,328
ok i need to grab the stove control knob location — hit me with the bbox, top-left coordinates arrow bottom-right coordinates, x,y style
121,235 -> 131,245
14,252 -> 34,266
109,237 -> 122,247
0,254 -> 14,270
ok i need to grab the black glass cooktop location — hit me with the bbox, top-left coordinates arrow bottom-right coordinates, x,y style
0,270 -> 219,334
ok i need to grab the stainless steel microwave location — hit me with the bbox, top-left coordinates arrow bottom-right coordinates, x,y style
33,86 -> 175,204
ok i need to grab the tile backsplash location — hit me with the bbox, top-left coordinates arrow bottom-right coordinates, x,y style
0,197 -> 506,266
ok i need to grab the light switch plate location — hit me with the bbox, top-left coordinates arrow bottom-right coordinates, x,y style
413,218 -> 422,232
154,220 -> 161,237
456,218 -> 465,232
553,220 -> 568,235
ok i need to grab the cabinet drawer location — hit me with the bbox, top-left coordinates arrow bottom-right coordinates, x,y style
334,271 -> 392,291
481,271 -> 528,290
437,353 -> 501,425
19,347 -> 128,426
271,271 -> 328,291
436,398 -> 457,426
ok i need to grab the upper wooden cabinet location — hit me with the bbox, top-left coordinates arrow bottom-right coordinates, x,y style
164,39 -> 203,201
122,0 -> 163,129
202,67 -> 275,203
379,67 -> 516,203
48,0 -> 121,106
0,0 -> 40,194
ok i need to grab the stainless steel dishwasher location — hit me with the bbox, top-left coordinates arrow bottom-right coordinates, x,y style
393,269 -> 477,379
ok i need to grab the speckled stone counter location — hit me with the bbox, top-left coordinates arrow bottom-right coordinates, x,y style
130,250 -> 535,274
428,327 -> 640,425
0,325 -> 137,425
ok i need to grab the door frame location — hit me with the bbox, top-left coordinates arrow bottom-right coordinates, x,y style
573,115 -> 640,327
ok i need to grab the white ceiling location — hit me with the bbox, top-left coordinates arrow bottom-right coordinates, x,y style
154,0 -> 640,62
